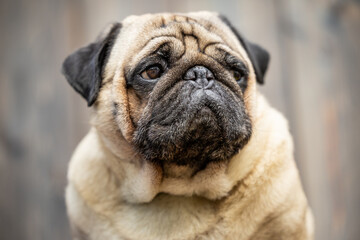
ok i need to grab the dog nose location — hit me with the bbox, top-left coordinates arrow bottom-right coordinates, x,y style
183,66 -> 214,88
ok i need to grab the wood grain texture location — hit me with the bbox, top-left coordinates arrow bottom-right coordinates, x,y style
0,0 -> 359,239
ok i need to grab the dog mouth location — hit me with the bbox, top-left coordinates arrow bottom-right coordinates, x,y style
132,79 -> 252,170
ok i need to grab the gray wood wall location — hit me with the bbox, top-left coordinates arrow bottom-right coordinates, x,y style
0,0 -> 359,239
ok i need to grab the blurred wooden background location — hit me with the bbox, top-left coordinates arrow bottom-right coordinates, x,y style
0,0 -> 359,239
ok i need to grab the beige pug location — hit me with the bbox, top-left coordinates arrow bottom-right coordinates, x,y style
62,11 -> 314,240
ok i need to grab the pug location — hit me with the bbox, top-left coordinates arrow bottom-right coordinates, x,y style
62,11 -> 314,240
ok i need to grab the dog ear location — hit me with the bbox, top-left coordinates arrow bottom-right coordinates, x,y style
219,15 -> 270,84
62,23 -> 121,106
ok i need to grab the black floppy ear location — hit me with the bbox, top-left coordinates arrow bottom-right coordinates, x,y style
219,15 -> 270,84
62,23 -> 121,106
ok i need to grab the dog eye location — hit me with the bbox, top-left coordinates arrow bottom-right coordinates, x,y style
141,65 -> 163,80
232,70 -> 243,82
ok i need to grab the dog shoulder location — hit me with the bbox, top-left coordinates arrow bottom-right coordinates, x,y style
66,183 -> 122,240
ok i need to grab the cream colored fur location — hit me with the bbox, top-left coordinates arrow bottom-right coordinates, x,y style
65,12 -> 314,240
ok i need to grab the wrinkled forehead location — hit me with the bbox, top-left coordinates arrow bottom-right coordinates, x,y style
108,12 -> 250,70
123,13 -> 227,46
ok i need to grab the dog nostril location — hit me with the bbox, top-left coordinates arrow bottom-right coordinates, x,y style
183,66 -> 214,88
183,69 -> 197,80
206,71 -> 214,80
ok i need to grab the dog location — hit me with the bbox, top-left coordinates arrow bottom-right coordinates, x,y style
62,11 -> 314,240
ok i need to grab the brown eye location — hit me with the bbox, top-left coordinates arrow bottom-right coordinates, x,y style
141,65 -> 163,80
233,70 -> 243,81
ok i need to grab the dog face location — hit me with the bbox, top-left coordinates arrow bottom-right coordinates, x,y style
62,12 -> 269,174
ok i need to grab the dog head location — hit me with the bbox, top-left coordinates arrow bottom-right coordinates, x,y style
63,12 -> 269,193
